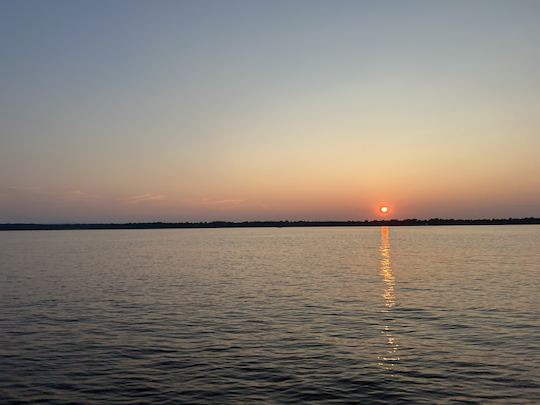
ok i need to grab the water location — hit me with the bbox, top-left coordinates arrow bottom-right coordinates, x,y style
1,226 -> 539,404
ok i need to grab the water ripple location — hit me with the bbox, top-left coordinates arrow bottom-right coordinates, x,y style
1,226 -> 539,403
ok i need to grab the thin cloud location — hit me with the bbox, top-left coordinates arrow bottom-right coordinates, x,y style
124,194 -> 167,203
2,187 -> 101,199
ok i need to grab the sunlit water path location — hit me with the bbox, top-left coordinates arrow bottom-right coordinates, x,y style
1,226 -> 539,403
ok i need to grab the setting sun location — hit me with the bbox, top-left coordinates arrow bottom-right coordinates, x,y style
380,206 -> 389,214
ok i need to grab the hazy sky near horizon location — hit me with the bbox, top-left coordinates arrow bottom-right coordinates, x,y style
1,0 -> 539,222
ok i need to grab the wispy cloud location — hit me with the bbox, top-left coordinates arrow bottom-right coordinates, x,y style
124,193 -> 167,204
2,187 -> 101,199
177,197 -> 270,211
61,190 -> 99,199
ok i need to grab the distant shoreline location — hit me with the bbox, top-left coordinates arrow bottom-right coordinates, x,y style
1,218 -> 539,231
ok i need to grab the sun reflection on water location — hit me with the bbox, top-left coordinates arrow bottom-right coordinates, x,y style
378,226 -> 400,370
380,226 -> 395,308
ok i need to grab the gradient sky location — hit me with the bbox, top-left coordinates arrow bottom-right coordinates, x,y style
1,0 -> 539,222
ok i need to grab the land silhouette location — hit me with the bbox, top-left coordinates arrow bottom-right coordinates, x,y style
0,218 -> 538,231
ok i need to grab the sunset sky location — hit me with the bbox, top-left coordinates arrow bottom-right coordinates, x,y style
1,0 -> 539,222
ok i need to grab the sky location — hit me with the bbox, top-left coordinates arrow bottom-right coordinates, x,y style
1,0 -> 539,222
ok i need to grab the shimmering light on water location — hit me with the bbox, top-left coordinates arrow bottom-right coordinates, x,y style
0,226 -> 539,403
380,226 -> 395,308
378,227 -> 400,372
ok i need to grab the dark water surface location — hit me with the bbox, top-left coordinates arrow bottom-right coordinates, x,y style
1,226 -> 539,404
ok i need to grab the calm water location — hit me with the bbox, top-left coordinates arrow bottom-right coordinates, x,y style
0,226 -> 539,404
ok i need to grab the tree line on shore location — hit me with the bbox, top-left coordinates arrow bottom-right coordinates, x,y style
1,217 -> 539,231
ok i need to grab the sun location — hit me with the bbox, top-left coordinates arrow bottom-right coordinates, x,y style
380,206 -> 389,214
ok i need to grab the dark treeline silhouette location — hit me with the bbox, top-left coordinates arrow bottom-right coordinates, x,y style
0,218 -> 539,231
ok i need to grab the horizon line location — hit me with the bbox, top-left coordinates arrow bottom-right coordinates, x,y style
1,217 -> 539,231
